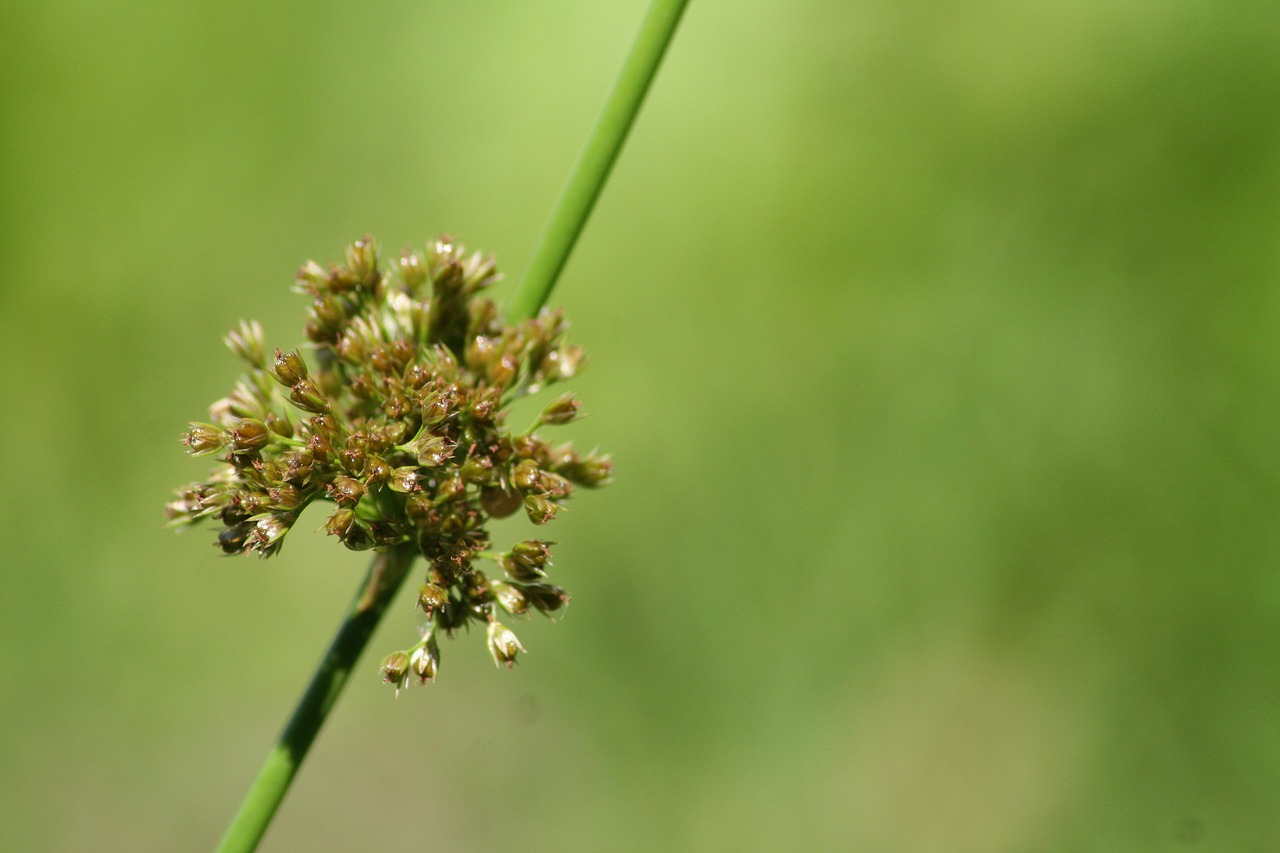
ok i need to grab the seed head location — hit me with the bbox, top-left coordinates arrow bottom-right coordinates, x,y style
169,235 -> 611,688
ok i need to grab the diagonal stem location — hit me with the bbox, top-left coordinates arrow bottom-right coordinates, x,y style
215,2 -> 688,849
506,0 -> 689,322
216,545 -> 416,853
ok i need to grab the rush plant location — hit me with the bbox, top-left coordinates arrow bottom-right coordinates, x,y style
165,2 -> 688,850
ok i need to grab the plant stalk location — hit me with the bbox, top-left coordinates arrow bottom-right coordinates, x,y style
216,545 -> 416,853
215,1 -> 688,848
506,0 -> 689,321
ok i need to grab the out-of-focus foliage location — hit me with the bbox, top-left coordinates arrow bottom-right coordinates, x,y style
3,1 -> 1279,850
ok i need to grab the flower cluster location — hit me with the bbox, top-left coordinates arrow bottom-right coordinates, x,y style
167,236 -> 611,686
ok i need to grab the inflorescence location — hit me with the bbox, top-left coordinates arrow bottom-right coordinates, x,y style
167,236 -> 611,687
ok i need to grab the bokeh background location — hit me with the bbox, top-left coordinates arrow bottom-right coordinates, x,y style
3,1 -> 1279,850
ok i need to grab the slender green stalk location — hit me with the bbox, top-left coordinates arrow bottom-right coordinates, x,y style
506,0 -> 689,321
215,2 -> 687,848
216,546 -> 416,853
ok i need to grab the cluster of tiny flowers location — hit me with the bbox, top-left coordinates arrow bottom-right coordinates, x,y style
167,236 -> 611,686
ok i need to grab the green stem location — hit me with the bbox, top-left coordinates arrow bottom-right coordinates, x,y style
506,0 -> 689,322
216,545 -> 417,853
216,2 -> 687,848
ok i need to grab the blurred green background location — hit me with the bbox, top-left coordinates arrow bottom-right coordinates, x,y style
3,1 -> 1280,850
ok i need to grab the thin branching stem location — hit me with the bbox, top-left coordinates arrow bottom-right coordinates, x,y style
215,2 -> 687,849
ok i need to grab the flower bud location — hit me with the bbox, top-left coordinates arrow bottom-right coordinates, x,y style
404,493 -> 435,525
559,453 -> 614,488
223,320 -> 265,367
486,621 -> 525,668
550,344 -> 586,381
228,418 -> 270,452
469,392 -> 498,422
268,484 -> 304,511
480,484 -> 522,518
511,433 -> 548,462
521,582 -> 570,617
465,335 -> 498,373
251,513 -> 292,555
340,523 -> 373,551
460,457 -> 492,485
489,579 -> 529,616
538,470 -> 574,500
415,434 -> 455,467
183,423 -> 226,456
216,523 -> 253,555
328,476 -> 365,507
325,508 -> 357,538
537,392 -> 580,426
388,466 -> 422,493
310,294 -> 346,329
430,344 -> 459,379
381,651 -> 410,686
289,378 -> 328,414
336,329 -> 366,364
417,583 -> 448,615
410,638 -> 440,684
489,353 -> 519,389
295,260 -> 329,293
265,412 -> 294,438
421,389 -> 456,425
505,539 -> 553,579
398,250 -> 426,289
364,457 -> 391,487
513,458 -> 542,493
272,348 -> 309,386
523,494 -> 559,525
435,474 -> 465,502
347,236 -> 378,287
383,392 -> 411,420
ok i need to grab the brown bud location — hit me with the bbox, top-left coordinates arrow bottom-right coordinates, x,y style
268,484 -> 304,511
507,539 -> 553,576
265,412 -> 294,438
228,418 -> 270,452
513,459 -> 542,493
480,484 -> 523,518
325,508 -> 357,538
289,378 -> 329,414
537,392 -> 580,426
521,582 -> 571,617
418,583 -> 448,615
415,434 -> 456,467
523,494 -> 559,525
183,423 -> 226,456
328,476 -> 365,507
272,348 -> 309,386
250,513 -> 292,555
364,457 -> 391,487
